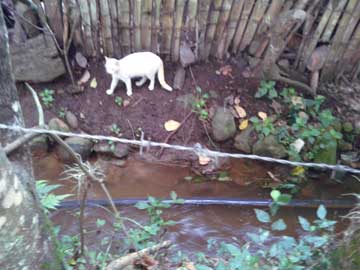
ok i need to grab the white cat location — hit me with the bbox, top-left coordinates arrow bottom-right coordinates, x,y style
104,52 -> 173,96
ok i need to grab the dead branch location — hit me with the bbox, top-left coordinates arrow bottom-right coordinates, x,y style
106,241 -> 171,270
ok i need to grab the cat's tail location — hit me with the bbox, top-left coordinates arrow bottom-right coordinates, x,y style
157,62 -> 173,91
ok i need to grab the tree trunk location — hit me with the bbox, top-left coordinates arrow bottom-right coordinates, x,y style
0,7 -> 61,270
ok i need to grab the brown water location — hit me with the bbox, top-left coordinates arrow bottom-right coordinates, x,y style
34,152 -> 352,255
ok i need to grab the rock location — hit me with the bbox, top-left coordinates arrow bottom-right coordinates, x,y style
56,137 -> 93,163
314,141 -> 337,165
10,34 -> 66,83
234,127 -> 255,153
77,70 -> 90,85
340,152 -> 359,166
176,94 -> 196,110
75,52 -> 88,68
253,135 -> 287,159
290,138 -> 305,153
48,118 -> 70,133
180,43 -> 196,67
65,111 -> 79,129
93,142 -> 129,159
211,107 -> 236,142
173,66 -> 186,90
15,2 -> 40,38
342,122 -> 354,133
278,59 -> 290,70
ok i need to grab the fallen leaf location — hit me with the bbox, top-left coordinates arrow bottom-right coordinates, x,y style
123,100 -> 130,107
164,120 -> 181,131
234,105 -> 247,118
291,96 -> 305,109
291,166 -> 305,176
90,78 -> 97,88
77,70 -> 90,85
198,155 -> 211,166
239,119 -> 248,130
234,96 -> 241,105
258,111 -> 267,120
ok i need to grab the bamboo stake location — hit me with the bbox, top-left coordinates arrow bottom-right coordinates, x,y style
231,0 -> 256,54
322,0 -> 360,81
109,0 -> 120,57
172,0 -> 186,62
321,0 -> 348,42
341,25 -> 360,76
212,0 -> 233,58
223,0 -> 245,55
99,0 -> 113,56
141,0 -> 152,51
69,0 -> 84,51
78,0 -> 94,56
299,0 -> 334,71
239,0 -> 269,52
198,0 -> 212,60
203,0 -> 224,59
88,0 -> 100,57
161,0 -> 175,56
282,0 -> 295,12
256,0 -> 284,34
151,0 -> 161,53
294,0 -> 309,9
133,0 -> 142,51
187,0 -> 198,30
43,0 -> 64,43
118,0 -> 131,55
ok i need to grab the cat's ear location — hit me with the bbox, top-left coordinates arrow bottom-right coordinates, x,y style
104,56 -> 109,62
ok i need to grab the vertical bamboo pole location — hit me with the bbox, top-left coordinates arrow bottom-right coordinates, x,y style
78,0 -> 94,56
256,0 -> 284,34
203,0 -> 223,59
198,0 -> 212,60
161,0 -> 175,56
118,0 -> 131,55
212,0 -> 233,58
69,0 -> 84,51
294,0 -> 310,9
43,0 -> 64,43
99,0 -> 113,56
187,0 -> 198,30
282,0 -> 295,12
109,0 -> 120,57
88,0 -> 100,56
172,0 -> 186,62
321,0 -> 348,42
223,0 -> 245,54
151,0 -> 162,53
341,25 -> 360,75
231,0 -> 255,54
299,0 -> 334,71
239,0 -> 269,52
322,0 -> 360,81
133,0 -> 142,51
141,0 -> 152,51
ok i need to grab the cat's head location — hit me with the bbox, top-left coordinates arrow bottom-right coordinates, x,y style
104,56 -> 120,74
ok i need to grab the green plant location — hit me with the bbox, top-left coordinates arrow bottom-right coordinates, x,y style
192,86 -> 210,120
36,180 -> 71,213
39,88 -> 55,107
114,96 -> 123,107
110,124 -> 121,136
269,189 -> 292,216
250,116 -> 275,137
58,107 -> 67,119
255,80 -> 277,99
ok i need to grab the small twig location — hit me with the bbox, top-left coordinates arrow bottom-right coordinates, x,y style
157,111 -> 194,157
202,122 -> 217,150
79,177 -> 89,256
127,119 -> 136,140
131,96 -> 144,107
25,83 -> 45,126
106,241 -> 171,270
267,171 -> 282,182
4,131 -> 42,154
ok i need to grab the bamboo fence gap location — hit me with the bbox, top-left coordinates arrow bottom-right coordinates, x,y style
231,0 -> 256,54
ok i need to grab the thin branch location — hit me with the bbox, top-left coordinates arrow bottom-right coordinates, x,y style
25,83 -> 45,125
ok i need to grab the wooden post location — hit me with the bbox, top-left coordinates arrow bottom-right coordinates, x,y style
88,0 -> 100,57
118,0 -> 131,55
198,0 -> 212,60
78,0 -> 95,56
109,0 -> 121,57
141,0 -> 152,51
151,0 -> 162,53
187,0 -> 198,30
172,0 -> 186,62
203,0 -> 223,59
161,0 -> 175,57
133,0 -> 142,51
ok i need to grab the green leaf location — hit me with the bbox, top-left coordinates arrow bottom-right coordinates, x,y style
196,86 -> 202,93
270,190 -> 281,201
269,88 -> 278,99
135,201 -> 149,210
96,219 -> 106,227
255,87 -> 268,98
277,194 -> 292,205
254,209 -> 271,223
298,216 -> 311,231
271,219 -> 287,231
316,204 -> 327,220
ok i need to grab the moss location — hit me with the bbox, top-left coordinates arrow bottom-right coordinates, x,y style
342,122 -> 354,133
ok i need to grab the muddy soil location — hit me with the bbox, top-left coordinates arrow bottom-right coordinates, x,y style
18,59 -> 270,154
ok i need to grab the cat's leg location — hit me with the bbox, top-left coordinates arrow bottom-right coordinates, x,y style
135,77 -> 147,87
106,78 -> 119,95
124,78 -> 133,96
148,73 -> 155,91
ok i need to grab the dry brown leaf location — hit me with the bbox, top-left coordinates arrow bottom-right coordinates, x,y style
234,105 -> 247,118
258,111 -> 267,120
164,120 -> 181,131
123,100 -> 130,107
198,155 -> 211,166
234,96 -> 241,105
239,119 -> 249,130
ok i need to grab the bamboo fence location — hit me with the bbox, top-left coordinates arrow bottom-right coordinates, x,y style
41,0 -> 360,81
